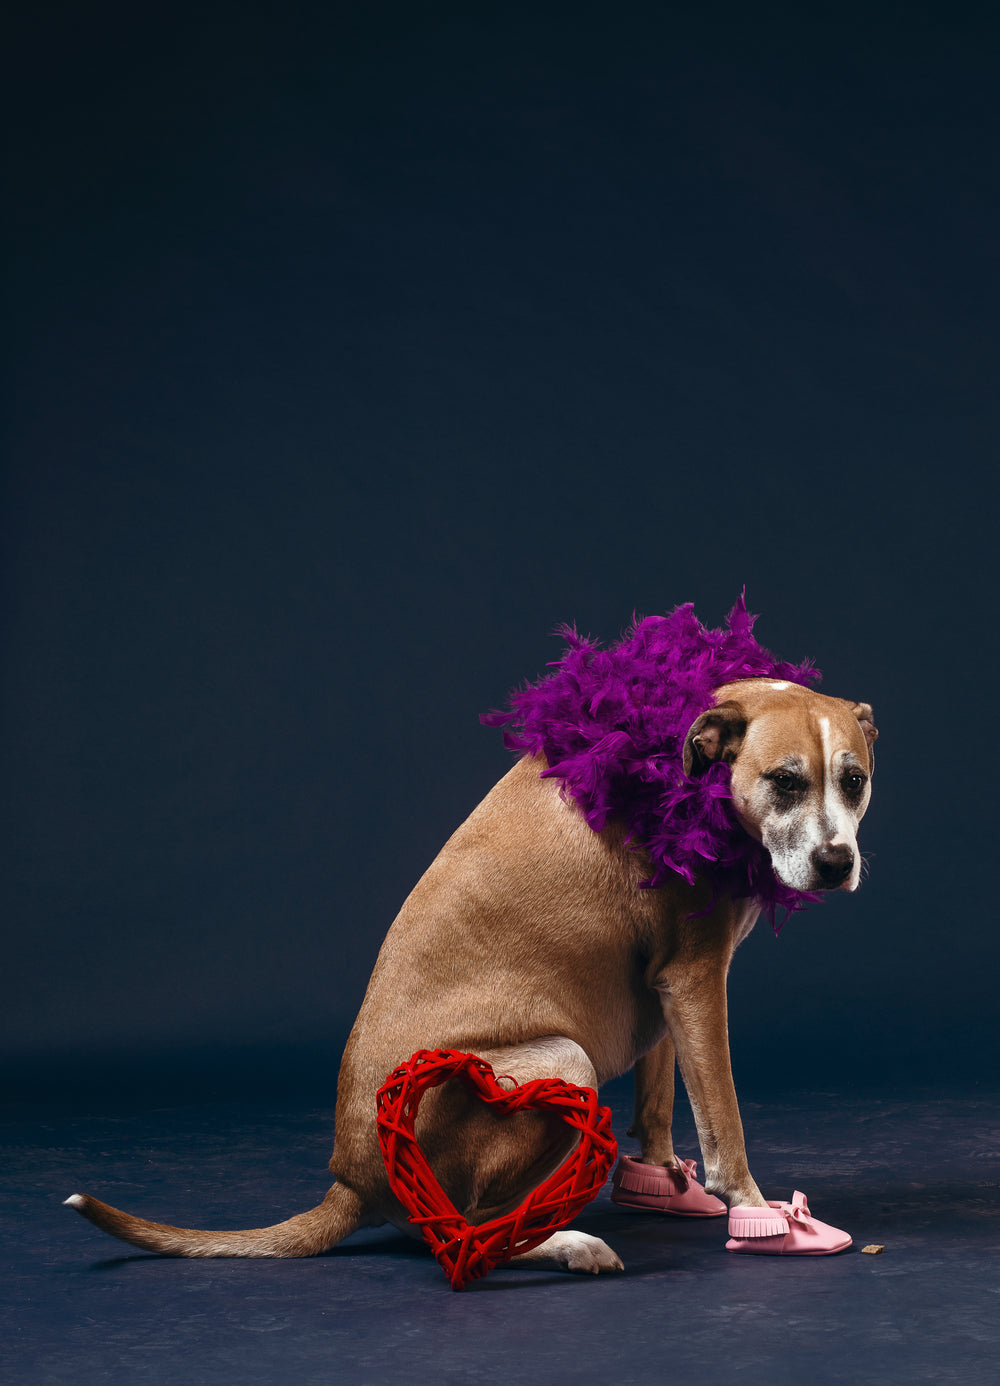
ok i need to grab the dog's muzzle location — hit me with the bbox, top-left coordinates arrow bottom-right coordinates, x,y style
810,842 -> 854,889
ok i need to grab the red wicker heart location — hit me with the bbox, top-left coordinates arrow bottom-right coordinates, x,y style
375,1048 -> 617,1290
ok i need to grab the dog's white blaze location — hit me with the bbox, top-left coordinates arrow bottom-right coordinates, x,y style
768,681 -> 790,690
765,714 -> 862,893
773,715 -> 831,890
819,715 -> 862,889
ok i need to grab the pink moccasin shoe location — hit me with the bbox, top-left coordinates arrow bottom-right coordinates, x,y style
725,1191 -> 852,1255
611,1155 -> 727,1217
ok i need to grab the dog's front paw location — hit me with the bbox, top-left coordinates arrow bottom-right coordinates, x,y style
534,1230 -> 625,1275
705,1174 -> 765,1209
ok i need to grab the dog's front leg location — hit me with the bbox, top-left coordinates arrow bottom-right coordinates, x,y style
629,1035 -> 680,1169
659,969 -> 767,1209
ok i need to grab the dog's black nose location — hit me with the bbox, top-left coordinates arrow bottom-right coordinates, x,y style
811,842 -> 854,887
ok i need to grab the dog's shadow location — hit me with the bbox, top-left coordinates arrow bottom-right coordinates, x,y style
85,1228 -> 426,1272
84,1178 -> 995,1280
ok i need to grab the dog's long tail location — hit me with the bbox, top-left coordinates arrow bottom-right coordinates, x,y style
63,1182 -> 366,1258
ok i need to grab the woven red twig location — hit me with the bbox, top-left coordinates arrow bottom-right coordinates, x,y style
375,1049 -> 618,1290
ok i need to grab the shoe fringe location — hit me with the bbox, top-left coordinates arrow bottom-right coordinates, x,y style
727,1210 -> 790,1238
613,1163 -> 676,1196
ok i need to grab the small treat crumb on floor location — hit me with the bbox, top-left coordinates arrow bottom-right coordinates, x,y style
861,1245 -> 885,1255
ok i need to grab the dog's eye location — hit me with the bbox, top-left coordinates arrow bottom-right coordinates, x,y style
767,771 -> 803,795
842,772 -> 867,796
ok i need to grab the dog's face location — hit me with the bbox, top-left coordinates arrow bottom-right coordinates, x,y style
684,680 -> 878,893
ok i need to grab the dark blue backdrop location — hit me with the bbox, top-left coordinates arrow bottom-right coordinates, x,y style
5,1 -> 997,1101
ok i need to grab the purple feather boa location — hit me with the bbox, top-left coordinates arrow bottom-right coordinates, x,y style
482,595 -> 823,929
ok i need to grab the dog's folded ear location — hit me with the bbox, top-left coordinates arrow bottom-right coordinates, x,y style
683,702 -> 748,775
851,702 -> 878,772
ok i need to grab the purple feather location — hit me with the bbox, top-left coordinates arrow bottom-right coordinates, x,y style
481,594 -> 823,931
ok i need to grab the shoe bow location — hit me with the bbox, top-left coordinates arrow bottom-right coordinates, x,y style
774,1191 -> 812,1224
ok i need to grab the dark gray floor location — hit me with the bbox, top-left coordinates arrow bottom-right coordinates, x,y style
4,1078 -> 999,1385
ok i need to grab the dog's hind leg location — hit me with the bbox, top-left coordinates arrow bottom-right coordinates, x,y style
507,1228 -> 624,1274
64,1180 -> 374,1258
420,1035 -> 624,1276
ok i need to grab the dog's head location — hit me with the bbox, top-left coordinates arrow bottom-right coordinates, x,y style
683,680 -> 878,893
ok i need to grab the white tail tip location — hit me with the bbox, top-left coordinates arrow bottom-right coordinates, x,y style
64,1194 -> 85,1208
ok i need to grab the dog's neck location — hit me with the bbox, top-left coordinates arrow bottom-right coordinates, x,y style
482,595 -> 822,929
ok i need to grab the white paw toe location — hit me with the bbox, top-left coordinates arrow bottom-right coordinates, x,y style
559,1231 -> 625,1275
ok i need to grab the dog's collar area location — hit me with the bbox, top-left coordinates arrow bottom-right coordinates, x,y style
482,595 -> 823,929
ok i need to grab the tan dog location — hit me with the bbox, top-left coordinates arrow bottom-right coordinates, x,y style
67,678 -> 876,1275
